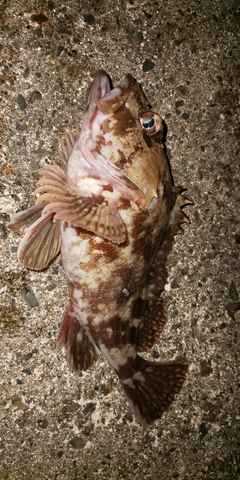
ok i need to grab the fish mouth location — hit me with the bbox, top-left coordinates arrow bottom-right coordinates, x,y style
87,70 -> 111,109
86,69 -> 135,119
91,69 -> 134,99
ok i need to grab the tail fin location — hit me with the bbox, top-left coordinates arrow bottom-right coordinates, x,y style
119,355 -> 188,426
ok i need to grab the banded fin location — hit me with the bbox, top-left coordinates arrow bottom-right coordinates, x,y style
35,165 -> 126,244
17,212 -> 61,270
119,355 -> 188,426
57,305 -> 99,371
135,298 -> 167,352
7,202 -> 47,235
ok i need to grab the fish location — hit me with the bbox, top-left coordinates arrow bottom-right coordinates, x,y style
7,70 -> 192,426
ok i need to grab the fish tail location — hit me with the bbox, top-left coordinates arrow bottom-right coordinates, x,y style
119,355 -> 188,426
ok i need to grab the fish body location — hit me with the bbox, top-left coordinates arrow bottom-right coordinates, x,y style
8,70 -> 191,426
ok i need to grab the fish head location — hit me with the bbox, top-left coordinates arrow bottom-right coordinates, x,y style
80,70 -> 170,207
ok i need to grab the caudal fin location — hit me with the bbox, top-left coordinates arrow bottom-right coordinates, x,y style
119,355 -> 188,426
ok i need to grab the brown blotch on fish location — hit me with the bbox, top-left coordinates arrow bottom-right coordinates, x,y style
131,297 -> 145,319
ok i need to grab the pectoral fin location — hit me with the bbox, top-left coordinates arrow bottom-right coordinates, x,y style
35,165 -> 126,244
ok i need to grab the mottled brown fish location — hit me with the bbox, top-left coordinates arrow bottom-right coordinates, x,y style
8,70 -> 192,426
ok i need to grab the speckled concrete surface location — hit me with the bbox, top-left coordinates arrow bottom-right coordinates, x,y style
0,0 -> 239,479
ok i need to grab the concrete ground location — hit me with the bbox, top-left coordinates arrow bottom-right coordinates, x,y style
0,0 -> 239,479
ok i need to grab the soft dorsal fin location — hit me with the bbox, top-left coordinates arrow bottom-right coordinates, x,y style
134,297 -> 167,352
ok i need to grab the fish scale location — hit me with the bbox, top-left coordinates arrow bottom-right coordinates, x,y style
7,69 -> 192,426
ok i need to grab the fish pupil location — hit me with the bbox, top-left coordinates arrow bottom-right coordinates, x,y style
142,116 -> 155,129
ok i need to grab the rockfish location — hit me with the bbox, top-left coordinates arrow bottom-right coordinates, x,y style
8,70 -> 192,426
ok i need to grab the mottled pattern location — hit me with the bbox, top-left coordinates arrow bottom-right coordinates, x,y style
7,70 -> 191,426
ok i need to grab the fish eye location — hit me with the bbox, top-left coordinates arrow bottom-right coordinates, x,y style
142,116 -> 155,128
140,112 -> 163,136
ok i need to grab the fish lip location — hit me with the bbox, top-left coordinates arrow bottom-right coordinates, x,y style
87,69 -> 111,107
83,70 -> 111,127
83,70 -> 135,127
89,70 -> 135,103
94,69 -> 134,95
94,69 -> 112,98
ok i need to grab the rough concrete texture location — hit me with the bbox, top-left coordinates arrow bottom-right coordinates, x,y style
0,0 -> 239,479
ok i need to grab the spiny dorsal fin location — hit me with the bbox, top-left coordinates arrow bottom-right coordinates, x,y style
147,187 -> 192,293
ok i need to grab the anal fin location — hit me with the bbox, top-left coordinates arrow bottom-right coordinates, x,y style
57,305 -> 99,371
